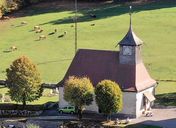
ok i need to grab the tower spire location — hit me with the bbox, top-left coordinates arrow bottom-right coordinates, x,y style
118,6 -> 143,46
129,6 -> 132,29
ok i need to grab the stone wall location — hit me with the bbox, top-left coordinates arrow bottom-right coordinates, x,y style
0,109 -> 43,117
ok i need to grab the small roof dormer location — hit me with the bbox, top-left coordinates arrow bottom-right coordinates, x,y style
119,6 -> 143,46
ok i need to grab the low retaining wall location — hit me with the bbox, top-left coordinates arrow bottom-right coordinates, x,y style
0,110 -> 43,117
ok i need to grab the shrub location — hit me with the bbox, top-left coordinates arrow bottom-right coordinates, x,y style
95,80 -> 122,120
26,123 -> 40,128
64,76 -> 94,120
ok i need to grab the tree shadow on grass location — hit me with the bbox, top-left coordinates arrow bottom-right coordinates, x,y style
38,1 -> 176,25
155,92 -> 176,106
11,0 -> 176,25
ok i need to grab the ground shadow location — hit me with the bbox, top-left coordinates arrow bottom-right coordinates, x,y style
10,0 -> 176,25
155,92 -> 176,106
127,118 -> 176,128
3,50 -> 12,53
41,1 -> 176,25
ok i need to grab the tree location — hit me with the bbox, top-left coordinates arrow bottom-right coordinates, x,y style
64,76 -> 94,120
6,56 -> 42,106
95,80 -> 122,120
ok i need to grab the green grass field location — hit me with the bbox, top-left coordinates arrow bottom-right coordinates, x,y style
0,1 -> 176,104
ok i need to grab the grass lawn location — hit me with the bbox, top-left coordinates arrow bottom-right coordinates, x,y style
0,0 -> 176,104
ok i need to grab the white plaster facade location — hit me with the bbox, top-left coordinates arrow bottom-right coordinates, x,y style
136,86 -> 155,117
59,86 -> 155,118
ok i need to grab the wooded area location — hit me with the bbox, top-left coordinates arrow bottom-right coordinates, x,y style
0,0 -> 45,18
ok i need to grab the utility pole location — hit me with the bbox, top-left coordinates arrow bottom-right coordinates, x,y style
74,0 -> 78,55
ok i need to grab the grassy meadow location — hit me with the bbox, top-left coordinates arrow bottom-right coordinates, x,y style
0,1 -> 176,104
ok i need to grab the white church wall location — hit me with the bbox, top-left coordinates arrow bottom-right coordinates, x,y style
136,86 -> 155,118
59,87 -> 69,108
120,92 -> 136,116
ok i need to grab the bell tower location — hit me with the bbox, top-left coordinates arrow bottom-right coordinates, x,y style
118,6 -> 143,65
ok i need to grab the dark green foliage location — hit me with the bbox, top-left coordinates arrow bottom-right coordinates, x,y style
95,80 -> 122,118
155,92 -> 176,106
6,56 -> 43,106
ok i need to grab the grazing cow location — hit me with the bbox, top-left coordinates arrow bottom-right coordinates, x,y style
10,46 -> 17,51
21,21 -> 27,25
58,31 -> 67,38
36,29 -> 43,33
48,29 -> 57,35
39,35 -> 46,40
34,26 -> 40,31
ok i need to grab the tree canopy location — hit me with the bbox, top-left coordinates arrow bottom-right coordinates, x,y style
6,56 -> 42,106
64,76 -> 94,119
95,80 -> 122,119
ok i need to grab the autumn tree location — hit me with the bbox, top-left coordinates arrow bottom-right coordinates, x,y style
6,56 -> 42,106
95,80 -> 122,120
64,76 -> 94,120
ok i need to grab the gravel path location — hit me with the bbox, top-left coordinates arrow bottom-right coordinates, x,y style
131,108 -> 176,128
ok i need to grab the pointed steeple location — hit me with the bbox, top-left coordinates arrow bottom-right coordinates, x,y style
119,6 -> 143,46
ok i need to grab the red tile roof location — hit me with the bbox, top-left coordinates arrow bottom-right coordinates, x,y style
57,49 -> 156,92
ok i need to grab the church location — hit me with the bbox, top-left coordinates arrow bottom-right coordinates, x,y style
57,14 -> 157,118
